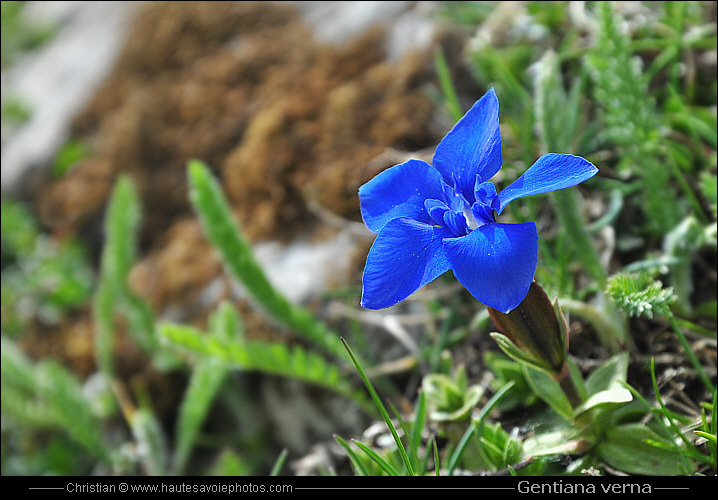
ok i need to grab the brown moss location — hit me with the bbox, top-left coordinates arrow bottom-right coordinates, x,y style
39,1 -> 439,245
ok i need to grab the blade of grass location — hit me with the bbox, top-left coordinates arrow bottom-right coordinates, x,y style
432,436 -> 440,476
269,448 -> 288,476
668,315 -> 715,394
410,390 -> 428,455
620,367 -> 692,474
351,439 -> 400,476
693,431 -> 716,444
621,379 -> 713,467
446,381 -> 515,475
435,47 -> 463,122
341,337 -> 415,476
389,400 -> 421,474
334,434 -> 369,477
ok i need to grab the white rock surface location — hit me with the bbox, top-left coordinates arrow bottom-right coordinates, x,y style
1,1 -> 142,194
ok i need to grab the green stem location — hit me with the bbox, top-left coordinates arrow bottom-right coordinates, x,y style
668,315 -> 715,394
555,362 -> 583,410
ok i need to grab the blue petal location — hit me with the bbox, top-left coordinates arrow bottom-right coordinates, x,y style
443,222 -> 538,313
359,159 -> 449,234
433,88 -> 502,202
424,199 -> 450,226
443,210 -> 469,237
361,218 -> 452,309
495,153 -> 598,214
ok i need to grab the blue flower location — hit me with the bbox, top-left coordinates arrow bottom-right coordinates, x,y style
359,88 -> 598,313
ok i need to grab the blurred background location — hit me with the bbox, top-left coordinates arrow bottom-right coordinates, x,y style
1,1 -> 716,476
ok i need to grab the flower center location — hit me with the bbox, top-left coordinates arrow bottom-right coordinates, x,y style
425,198 -> 469,236
425,181 -> 499,237
471,181 -> 498,226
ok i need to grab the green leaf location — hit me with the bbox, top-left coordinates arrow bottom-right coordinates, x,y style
522,361 -> 585,423
596,423 -> 690,475
351,440 -> 400,476
585,352 -> 629,394
0,336 -> 108,461
269,449 -> 288,476
446,381 -> 516,475
606,272 -> 676,319
159,323 -> 373,414
172,358 -> 229,475
522,428 -> 589,458
586,1 -> 678,234
699,173 -> 717,219
474,421 -> 522,471
434,47 -> 463,122
663,216 -> 711,314
574,386 -> 633,419
130,408 -> 169,476
52,139 -> 88,177
422,367 -> 484,422
409,390 -> 428,458
490,332 -> 553,374
187,160 -> 346,360
693,431 -> 716,445
94,176 -> 171,375
485,353 -> 537,411
209,448 -> 251,476
1,200 -> 39,256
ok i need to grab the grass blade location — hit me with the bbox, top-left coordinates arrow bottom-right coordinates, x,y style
447,381 -> 515,475
351,439 -> 400,476
341,337 -> 415,475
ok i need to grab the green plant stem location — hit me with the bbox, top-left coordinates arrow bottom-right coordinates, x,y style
555,362 -> 583,410
673,316 -> 716,339
668,315 -> 715,394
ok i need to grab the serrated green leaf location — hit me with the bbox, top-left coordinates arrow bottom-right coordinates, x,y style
187,160 -> 345,360
0,336 -> 108,461
158,322 -> 373,414
94,176 -> 177,375
606,272 -> 676,319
